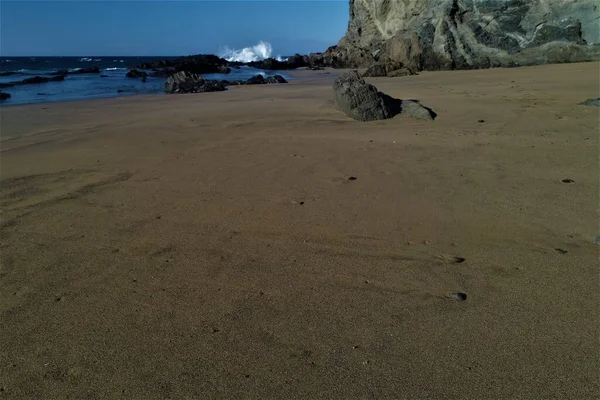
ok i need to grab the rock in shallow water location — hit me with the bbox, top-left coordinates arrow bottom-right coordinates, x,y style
0,92 -> 11,101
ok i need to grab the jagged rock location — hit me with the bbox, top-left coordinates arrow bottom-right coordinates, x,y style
581,98 -> 600,107
164,71 -> 226,94
333,70 -> 435,121
126,69 -> 147,78
332,70 -> 394,121
264,75 -> 288,84
136,54 -> 229,74
0,92 -> 11,100
315,0 -> 600,70
245,75 -> 266,85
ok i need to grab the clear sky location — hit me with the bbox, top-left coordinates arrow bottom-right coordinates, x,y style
0,0 -> 349,56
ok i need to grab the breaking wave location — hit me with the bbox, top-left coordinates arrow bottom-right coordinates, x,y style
219,41 -> 284,62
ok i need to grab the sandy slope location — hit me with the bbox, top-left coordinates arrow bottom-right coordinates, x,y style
1,62 -> 599,399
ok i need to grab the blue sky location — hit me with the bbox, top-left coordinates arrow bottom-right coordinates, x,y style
0,1 -> 348,56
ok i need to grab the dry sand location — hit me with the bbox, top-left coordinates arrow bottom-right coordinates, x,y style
1,62 -> 599,399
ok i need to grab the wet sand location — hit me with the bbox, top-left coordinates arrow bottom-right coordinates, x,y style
1,62 -> 599,398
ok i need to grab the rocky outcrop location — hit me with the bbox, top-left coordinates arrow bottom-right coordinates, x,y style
0,92 -> 11,101
319,0 -> 600,70
136,55 -> 230,75
332,70 -> 435,121
0,75 -> 65,89
164,71 -> 226,94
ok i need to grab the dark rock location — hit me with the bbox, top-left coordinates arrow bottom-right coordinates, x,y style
246,55 -> 306,70
0,92 -> 11,100
100,74 -> 109,78
333,70 -> 393,121
164,70 -> 226,94
126,69 -> 147,78
581,98 -> 600,107
0,71 -> 17,77
2,75 -> 65,88
136,54 -> 229,75
451,292 -> 467,301
264,75 -> 288,84
245,75 -> 266,85
333,70 -> 435,122
306,66 -> 325,71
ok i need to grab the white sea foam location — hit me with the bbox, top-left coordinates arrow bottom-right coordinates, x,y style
220,41 -> 284,62
79,57 -> 93,62
104,67 -> 127,71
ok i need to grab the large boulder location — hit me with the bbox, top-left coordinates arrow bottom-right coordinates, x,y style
315,0 -> 600,70
333,70 -> 435,121
164,71 -> 226,94
0,92 -> 11,101
264,75 -> 288,84
333,70 -> 394,121
245,75 -> 266,85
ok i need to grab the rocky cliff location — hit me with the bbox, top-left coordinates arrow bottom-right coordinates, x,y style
311,0 -> 600,70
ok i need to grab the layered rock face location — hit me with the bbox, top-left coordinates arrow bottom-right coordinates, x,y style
311,0 -> 600,70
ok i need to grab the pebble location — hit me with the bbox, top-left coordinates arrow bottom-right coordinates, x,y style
451,292 -> 467,301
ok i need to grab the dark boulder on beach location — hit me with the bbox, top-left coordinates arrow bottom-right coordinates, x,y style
0,92 -> 11,101
126,69 -> 148,78
164,71 -> 226,94
332,70 -> 435,121
264,75 -> 288,84
0,71 -> 17,77
245,75 -> 266,85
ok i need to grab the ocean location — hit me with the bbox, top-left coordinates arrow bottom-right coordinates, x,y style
0,55 -> 292,106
